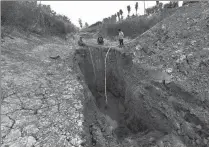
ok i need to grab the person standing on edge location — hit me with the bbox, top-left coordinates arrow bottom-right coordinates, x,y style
118,29 -> 124,48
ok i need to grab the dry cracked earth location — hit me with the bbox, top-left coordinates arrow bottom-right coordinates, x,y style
1,33 -> 86,147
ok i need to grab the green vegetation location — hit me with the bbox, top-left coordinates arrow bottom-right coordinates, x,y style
127,5 -> 131,18
182,1 -> 199,6
135,2 -> 139,16
1,1 -> 78,36
78,18 -> 83,28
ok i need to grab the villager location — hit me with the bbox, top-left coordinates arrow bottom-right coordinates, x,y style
118,29 -> 124,48
97,36 -> 104,45
78,37 -> 86,46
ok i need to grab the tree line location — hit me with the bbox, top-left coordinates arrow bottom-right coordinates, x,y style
81,1 -> 181,28
103,2 -> 140,24
78,1 -> 198,30
99,1 -> 182,38
78,2 -> 139,29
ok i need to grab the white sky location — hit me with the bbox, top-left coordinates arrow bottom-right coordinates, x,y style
40,1 -> 183,27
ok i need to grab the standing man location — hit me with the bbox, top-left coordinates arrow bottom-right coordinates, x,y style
118,29 -> 124,48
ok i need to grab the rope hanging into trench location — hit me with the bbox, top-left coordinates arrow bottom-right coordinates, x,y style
104,47 -> 112,105
104,38 -> 145,105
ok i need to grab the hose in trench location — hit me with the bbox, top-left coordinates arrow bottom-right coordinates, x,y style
104,36 -> 141,105
104,47 -> 112,105
87,46 -> 111,106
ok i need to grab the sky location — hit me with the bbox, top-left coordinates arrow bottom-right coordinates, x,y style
40,1 -> 183,27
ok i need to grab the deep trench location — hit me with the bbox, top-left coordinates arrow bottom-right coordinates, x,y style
75,47 -> 150,139
74,47 -> 209,146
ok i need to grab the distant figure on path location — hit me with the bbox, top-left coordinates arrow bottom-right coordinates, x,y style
118,29 -> 124,48
78,37 -> 86,46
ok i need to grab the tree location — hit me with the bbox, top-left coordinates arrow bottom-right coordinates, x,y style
182,1 -> 199,6
121,16 -> 124,20
110,15 -> 116,24
85,22 -> 89,28
108,17 -> 111,23
78,18 -> 82,28
110,15 -> 113,23
103,18 -> 108,24
171,1 -> 179,7
113,14 -> 117,23
119,9 -> 123,20
51,10 -> 56,16
135,2 -> 138,15
127,5 -> 131,18
63,15 -> 70,23
117,12 -> 120,21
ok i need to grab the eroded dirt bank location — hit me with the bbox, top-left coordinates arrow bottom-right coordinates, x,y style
74,46 -> 209,147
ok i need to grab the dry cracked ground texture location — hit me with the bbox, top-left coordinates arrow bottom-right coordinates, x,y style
1,34 -> 85,147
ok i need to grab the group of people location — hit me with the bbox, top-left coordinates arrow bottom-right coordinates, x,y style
78,29 -> 124,48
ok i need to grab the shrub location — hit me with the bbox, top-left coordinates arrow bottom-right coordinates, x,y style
182,1 -> 199,6
164,2 -> 179,9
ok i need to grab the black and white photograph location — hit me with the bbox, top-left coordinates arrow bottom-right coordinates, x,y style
1,0 -> 209,146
